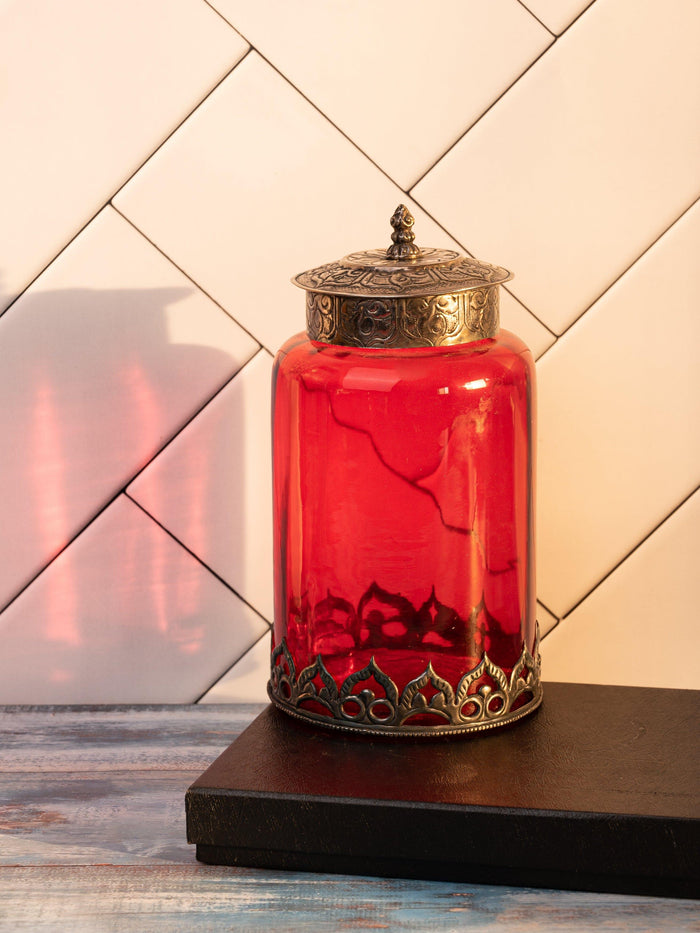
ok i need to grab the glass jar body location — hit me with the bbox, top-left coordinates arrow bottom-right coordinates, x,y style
271,329 -> 537,733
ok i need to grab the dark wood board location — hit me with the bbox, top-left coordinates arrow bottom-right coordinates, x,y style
187,682 -> 700,897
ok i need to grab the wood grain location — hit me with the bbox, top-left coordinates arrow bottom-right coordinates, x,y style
0,704 -> 263,772
2,865 -> 698,932
0,773 -> 199,865
0,705 -> 697,931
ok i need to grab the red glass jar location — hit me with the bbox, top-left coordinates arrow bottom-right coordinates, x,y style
269,207 -> 541,736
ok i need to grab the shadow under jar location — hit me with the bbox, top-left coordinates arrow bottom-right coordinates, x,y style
269,206 -> 541,736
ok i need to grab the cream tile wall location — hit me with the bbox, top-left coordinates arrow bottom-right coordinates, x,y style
0,0 -> 697,702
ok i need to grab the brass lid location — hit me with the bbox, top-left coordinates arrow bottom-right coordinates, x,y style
293,205 -> 512,349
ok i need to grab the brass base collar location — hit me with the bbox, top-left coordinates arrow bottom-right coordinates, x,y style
268,625 -> 542,737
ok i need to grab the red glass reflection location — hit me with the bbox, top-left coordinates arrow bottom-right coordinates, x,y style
272,331 -> 535,695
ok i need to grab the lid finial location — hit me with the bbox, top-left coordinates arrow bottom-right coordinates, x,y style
386,204 -> 420,261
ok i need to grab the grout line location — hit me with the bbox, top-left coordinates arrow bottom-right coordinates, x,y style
118,15 -> 552,342
386,193 -> 478,256
408,40 -> 555,192
0,488 -> 127,616
560,484 -> 700,621
532,333 -> 568,365
111,206 -> 263,347
534,195 -> 700,363
537,599 -> 560,642
122,347 -> 265,489
0,50 -> 253,322
125,493 -> 272,628
410,0 -> 602,192
515,0 -> 599,38
192,628 -> 271,704
201,1 -> 557,198
532,338 -> 558,366
0,349 -> 264,617
191,17 -> 430,203
209,0 -> 595,207
541,617 -> 562,639
178,25 -> 510,318
537,598 -> 559,621
405,192 -> 555,333
502,284 -> 558,337
513,0 -> 557,37
557,0 -> 599,35
201,0 -> 242,32
111,45 -> 253,201
226,44 -> 407,193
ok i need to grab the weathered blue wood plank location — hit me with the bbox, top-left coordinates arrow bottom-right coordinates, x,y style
0,772 -> 196,865
0,704 -> 262,772
0,865 -> 697,932
0,706 -> 696,931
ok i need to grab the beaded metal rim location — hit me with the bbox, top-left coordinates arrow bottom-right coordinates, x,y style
268,624 -> 542,737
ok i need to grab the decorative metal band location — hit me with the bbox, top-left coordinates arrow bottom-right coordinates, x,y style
306,286 -> 500,349
268,624 -> 541,737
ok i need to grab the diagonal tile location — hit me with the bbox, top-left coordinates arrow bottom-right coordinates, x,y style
413,0 -> 700,334
198,631 -> 271,704
536,200 -> 700,617
0,206 -> 258,611
0,496 -> 268,703
519,0 -> 594,34
128,350 -> 274,622
537,602 -> 558,638
115,52 -> 504,353
541,490 -> 700,689
501,289 -> 555,359
207,0 -> 552,189
0,0 -> 247,313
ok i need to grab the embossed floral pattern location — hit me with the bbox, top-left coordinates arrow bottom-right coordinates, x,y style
306,288 -> 500,348
295,252 -> 510,296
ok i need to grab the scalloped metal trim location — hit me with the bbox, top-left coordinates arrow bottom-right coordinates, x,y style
268,624 -> 542,737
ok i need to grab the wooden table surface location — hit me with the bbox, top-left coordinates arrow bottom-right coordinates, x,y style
0,704 -> 697,932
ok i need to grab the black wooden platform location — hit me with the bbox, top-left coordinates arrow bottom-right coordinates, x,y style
186,682 -> 700,897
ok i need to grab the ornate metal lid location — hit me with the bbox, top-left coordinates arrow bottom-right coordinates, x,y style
293,205 -> 512,349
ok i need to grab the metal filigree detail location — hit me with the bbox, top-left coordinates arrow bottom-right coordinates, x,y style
268,624 -> 542,736
306,287 -> 500,348
306,293 -> 338,343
